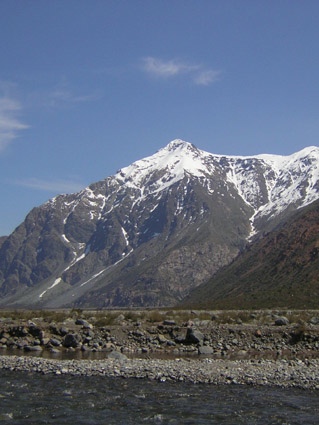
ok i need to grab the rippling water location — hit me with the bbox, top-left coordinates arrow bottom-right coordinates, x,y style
0,370 -> 318,424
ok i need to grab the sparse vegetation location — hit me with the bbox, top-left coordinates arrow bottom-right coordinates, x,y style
124,311 -> 143,322
70,308 -> 83,318
146,310 -> 165,323
1,308 -> 319,329
0,309 -> 70,323
92,311 -> 119,327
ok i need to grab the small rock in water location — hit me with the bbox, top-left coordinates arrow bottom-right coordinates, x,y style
107,351 -> 128,361
24,345 -> 43,352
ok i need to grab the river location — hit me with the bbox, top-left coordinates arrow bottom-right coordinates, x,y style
0,369 -> 318,424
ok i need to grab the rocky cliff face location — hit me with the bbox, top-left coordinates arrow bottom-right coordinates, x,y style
0,140 -> 318,308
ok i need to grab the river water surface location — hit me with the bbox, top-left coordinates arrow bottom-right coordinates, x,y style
1,370 -> 319,424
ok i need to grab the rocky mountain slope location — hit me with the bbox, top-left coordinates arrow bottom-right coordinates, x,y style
0,237 -> 7,249
0,140 -> 318,308
181,199 -> 319,309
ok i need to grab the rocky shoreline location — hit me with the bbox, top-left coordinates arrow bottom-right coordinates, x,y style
1,309 -> 319,388
1,354 -> 319,389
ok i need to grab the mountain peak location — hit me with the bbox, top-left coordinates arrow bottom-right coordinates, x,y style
164,139 -> 197,152
0,139 -> 318,309
116,139 -> 209,191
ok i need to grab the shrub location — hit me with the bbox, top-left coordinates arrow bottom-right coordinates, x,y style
146,310 -> 164,323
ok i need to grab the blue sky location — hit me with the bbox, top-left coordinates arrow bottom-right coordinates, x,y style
0,0 -> 319,236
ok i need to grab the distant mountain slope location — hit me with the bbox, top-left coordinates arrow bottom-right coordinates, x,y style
181,199 -> 319,309
0,237 -> 7,250
0,140 -> 318,308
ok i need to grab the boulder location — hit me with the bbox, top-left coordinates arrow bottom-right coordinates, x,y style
24,345 -> 43,352
157,334 -> 167,344
59,326 -> 69,336
49,338 -> 62,347
310,317 -> 319,325
114,314 -> 125,324
185,327 -> 204,345
28,324 -> 42,338
63,333 -> 82,348
75,319 -> 93,329
198,346 -> 214,355
163,320 -> 176,326
274,317 -> 289,326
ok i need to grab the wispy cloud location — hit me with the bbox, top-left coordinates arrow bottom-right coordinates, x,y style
14,177 -> 84,194
142,57 -> 198,78
0,97 -> 29,152
194,70 -> 221,86
48,80 -> 98,108
50,88 -> 97,106
141,56 -> 221,85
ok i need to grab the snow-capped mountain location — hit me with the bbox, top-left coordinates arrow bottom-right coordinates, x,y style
117,140 -> 319,228
0,140 -> 318,308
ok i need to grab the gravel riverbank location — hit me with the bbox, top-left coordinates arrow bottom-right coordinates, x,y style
1,354 -> 319,389
1,310 -> 319,389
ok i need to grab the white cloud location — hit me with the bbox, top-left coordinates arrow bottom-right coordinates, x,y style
0,97 -> 29,152
194,70 -> 221,86
15,177 -> 84,194
142,57 -> 197,78
141,56 -> 221,85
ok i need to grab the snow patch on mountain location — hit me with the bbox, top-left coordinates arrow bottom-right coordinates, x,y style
116,140 -> 214,195
255,146 -> 319,218
36,140 -> 319,299
103,140 -> 319,231
39,278 -> 62,298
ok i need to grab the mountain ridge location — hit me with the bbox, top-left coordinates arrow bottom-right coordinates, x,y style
0,140 -> 318,308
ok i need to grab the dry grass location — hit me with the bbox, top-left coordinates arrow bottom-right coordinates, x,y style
92,312 -> 119,327
1,308 -> 319,327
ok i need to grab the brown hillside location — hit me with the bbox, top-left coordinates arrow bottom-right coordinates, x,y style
181,200 -> 319,309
